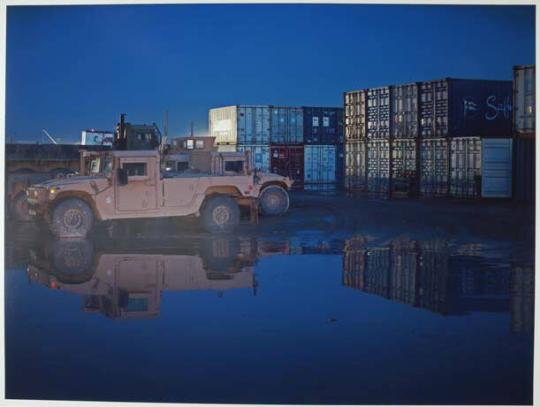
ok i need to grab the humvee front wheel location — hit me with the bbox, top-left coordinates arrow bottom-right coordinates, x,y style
52,239 -> 95,283
201,195 -> 240,233
260,185 -> 289,216
51,198 -> 94,238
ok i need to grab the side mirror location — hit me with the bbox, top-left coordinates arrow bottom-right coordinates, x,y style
117,168 -> 128,186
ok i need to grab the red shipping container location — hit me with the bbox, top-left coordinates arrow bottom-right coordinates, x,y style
270,145 -> 304,189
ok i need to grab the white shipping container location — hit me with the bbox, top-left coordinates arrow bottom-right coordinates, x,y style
209,106 -> 238,144
513,65 -> 535,135
304,145 -> 337,184
482,138 -> 513,198
216,145 -> 237,153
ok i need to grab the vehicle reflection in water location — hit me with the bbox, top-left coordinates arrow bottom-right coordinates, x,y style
22,229 -> 533,332
27,237 -> 257,320
343,235 -> 534,333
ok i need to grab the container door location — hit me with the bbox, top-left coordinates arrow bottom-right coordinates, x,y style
116,158 -> 158,212
482,138 -> 512,198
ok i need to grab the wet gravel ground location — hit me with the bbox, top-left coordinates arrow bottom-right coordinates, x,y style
4,191 -> 535,404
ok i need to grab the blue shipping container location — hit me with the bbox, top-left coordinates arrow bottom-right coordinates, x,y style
270,107 -> 304,145
237,144 -> 271,172
303,107 -> 344,144
419,79 -> 513,138
237,106 -> 271,145
304,145 -> 337,184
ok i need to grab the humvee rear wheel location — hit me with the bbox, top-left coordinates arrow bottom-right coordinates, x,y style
51,198 -> 94,238
260,185 -> 289,216
201,195 -> 240,233
11,191 -> 31,222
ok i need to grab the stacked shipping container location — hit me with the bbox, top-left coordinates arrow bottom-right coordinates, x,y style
303,107 -> 344,190
209,105 -> 344,191
344,78 -> 513,199
512,65 -> 535,203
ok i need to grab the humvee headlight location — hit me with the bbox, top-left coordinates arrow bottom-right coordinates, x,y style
48,187 -> 58,198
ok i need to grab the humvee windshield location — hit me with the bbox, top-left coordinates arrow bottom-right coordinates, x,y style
88,153 -> 113,176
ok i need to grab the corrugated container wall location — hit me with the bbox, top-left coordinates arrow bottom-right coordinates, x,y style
449,137 -> 482,198
270,145 -> 304,188
237,106 -> 271,145
481,138 -> 513,198
514,138 -> 535,202
419,79 -> 512,138
392,83 -> 419,139
304,145 -> 337,184
336,144 -> 345,186
367,87 -> 391,139
209,106 -> 238,144
344,141 -> 367,191
270,107 -> 304,145
344,91 -> 367,141
367,139 -> 390,195
303,107 -> 344,144
216,144 -> 237,153
420,138 -> 449,197
237,145 -> 270,173
391,139 -> 418,197
513,65 -> 535,136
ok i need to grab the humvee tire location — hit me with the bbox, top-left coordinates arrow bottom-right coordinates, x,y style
260,185 -> 289,216
201,195 -> 240,233
52,239 -> 95,284
10,191 -> 31,222
200,236 -> 240,272
51,198 -> 94,238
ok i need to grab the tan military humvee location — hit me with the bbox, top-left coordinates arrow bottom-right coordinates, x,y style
26,149 -> 293,237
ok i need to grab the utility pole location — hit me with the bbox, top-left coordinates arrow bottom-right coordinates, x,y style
164,109 -> 169,140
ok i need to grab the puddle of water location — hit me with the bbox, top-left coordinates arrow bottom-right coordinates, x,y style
4,216 -> 534,404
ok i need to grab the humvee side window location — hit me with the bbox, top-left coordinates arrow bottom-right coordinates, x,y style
177,162 -> 189,172
126,297 -> 148,312
196,140 -> 205,149
123,162 -> 147,177
225,160 -> 243,173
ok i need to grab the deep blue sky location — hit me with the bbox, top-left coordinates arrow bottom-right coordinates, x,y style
6,4 -> 535,143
